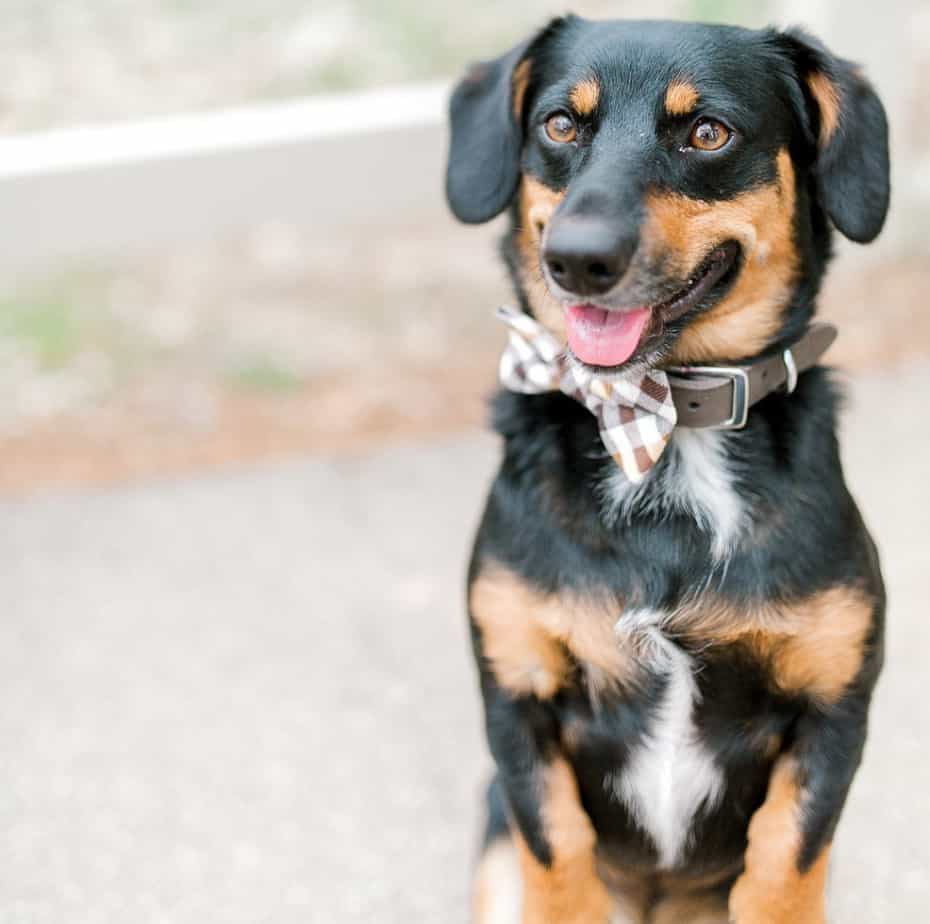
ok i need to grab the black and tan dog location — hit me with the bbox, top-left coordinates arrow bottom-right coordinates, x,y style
445,16 -> 889,924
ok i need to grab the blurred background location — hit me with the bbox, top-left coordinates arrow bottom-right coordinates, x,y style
1,2 -> 928,922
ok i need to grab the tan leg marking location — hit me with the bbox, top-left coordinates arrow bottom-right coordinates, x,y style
470,565 -> 631,699
665,80 -> 700,117
806,72 -> 841,148
474,838 -> 523,924
639,148 -> 798,364
729,757 -> 830,924
516,177 -> 567,338
516,759 -> 613,924
570,78 -> 601,116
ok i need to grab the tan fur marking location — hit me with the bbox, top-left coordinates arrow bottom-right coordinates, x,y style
473,838 -> 522,924
643,149 -> 798,363
570,78 -> 601,116
516,759 -> 613,924
768,585 -> 873,702
729,757 -> 830,924
470,566 -> 630,699
512,59 -> 533,120
470,569 -> 569,698
516,177 -> 568,338
677,584 -> 874,705
665,80 -> 701,116
806,71 -> 841,148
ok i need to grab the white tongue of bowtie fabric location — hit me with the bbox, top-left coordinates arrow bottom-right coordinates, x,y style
496,305 -> 678,484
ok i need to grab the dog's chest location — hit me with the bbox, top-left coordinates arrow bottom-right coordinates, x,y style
593,434 -> 739,865
604,610 -> 724,870
601,428 -> 746,558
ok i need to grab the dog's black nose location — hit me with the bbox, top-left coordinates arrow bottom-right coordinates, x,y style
543,220 -> 635,296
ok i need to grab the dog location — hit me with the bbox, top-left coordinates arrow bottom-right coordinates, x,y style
445,16 -> 889,924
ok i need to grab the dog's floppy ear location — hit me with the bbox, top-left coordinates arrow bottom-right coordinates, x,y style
446,23 -> 556,224
779,29 -> 890,243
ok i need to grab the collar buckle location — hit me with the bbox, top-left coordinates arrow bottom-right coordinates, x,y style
668,365 -> 750,430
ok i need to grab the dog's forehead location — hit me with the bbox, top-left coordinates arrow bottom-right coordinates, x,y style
536,19 -> 774,115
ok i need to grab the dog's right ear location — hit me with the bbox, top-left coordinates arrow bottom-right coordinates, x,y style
445,24 -> 556,224
777,29 -> 890,243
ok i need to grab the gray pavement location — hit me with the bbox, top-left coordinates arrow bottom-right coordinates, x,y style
2,362 -> 929,923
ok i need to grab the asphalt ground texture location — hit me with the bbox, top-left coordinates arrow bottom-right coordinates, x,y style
2,362 -> 928,923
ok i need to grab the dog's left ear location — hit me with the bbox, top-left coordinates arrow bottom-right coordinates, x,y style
446,21 -> 563,224
779,29 -> 891,243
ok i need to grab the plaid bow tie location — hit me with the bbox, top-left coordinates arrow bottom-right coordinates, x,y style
496,305 -> 678,483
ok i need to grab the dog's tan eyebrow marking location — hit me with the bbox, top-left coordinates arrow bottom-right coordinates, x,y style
569,77 -> 600,116
665,79 -> 701,116
805,71 -> 841,147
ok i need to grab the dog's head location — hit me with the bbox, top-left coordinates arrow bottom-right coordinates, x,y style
446,17 -> 890,371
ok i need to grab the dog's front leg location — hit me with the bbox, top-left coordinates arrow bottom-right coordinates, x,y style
514,757 -> 613,924
729,698 -> 870,924
482,679 -> 614,924
469,563 -> 622,923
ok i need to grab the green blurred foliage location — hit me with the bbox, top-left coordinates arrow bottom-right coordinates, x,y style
688,0 -> 770,25
227,358 -> 302,393
0,294 -> 83,369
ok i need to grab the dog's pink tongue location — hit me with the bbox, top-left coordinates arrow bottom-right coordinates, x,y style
564,305 -> 651,367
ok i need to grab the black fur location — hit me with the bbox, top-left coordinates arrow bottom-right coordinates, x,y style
777,28 -> 891,243
449,15 -> 888,905
446,26 -> 544,224
470,376 -> 884,879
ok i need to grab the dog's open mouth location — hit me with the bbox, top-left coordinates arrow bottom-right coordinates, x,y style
564,241 -> 741,369
658,240 -> 741,323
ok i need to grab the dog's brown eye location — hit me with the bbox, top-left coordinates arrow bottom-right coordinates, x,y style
688,118 -> 731,151
545,113 -> 577,144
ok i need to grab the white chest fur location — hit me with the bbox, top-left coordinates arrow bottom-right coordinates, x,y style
600,427 -> 746,559
608,609 -> 724,869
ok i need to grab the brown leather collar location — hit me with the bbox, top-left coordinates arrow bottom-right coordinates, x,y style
666,323 -> 838,429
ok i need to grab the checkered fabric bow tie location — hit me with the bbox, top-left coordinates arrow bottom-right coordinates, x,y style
496,305 -> 678,483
